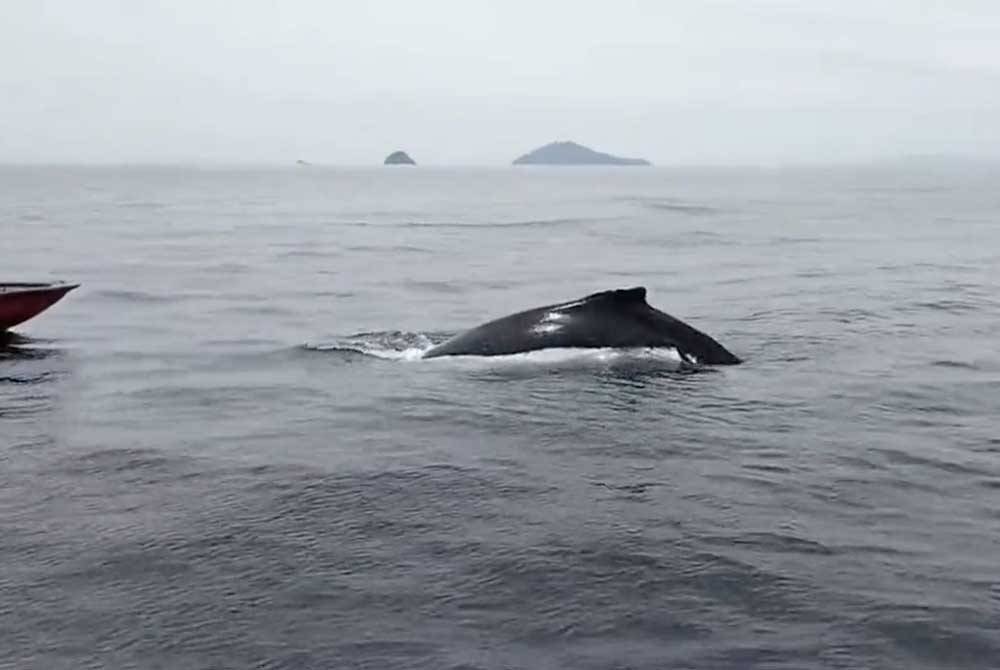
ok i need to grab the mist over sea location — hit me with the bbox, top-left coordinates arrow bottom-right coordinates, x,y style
2,163 -> 999,669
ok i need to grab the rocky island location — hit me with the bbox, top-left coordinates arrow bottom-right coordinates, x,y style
513,141 -> 651,166
384,150 -> 416,165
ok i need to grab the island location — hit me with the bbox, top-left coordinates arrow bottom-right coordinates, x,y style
384,151 -> 416,165
512,141 -> 651,166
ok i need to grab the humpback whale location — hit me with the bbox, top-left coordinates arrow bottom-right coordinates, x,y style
422,287 -> 741,365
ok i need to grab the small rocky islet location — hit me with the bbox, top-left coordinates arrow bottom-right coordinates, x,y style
512,141 -> 651,166
384,151 -> 416,165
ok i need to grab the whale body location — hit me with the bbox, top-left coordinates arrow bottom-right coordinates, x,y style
421,287 -> 741,365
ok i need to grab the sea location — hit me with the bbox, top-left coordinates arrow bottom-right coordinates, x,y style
1,163 -> 999,669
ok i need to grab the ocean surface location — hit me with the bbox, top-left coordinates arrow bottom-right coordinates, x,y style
2,164 -> 999,669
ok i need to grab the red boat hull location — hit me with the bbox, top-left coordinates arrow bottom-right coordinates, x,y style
0,283 -> 79,330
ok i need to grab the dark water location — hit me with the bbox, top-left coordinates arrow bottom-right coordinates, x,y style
2,164 -> 999,669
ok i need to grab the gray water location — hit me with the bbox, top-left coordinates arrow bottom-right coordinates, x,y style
2,164 -> 999,669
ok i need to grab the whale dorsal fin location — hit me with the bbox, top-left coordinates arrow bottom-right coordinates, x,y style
580,286 -> 648,305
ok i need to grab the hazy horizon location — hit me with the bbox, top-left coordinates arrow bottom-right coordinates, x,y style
5,1 -> 1000,166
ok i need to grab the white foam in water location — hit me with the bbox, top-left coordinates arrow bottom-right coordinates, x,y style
377,346 -> 431,361
305,335 -> 687,369
302,342 -> 430,361
419,346 -> 686,370
303,331 -> 434,360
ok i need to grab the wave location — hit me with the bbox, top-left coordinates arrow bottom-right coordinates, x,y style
334,216 -> 605,229
340,244 -> 432,254
114,200 -> 168,210
623,197 -> 723,216
92,289 -> 181,304
890,297 -> 995,316
644,202 -> 721,215
931,360 -> 980,370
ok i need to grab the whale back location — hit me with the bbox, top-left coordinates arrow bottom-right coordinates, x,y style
422,286 -> 741,364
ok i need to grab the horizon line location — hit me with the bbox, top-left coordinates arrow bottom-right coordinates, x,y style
3,153 -> 999,171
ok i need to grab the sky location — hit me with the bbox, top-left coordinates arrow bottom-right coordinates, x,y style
3,0 -> 1000,165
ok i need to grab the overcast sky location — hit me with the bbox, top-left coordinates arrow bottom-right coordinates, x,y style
4,0 -> 1000,165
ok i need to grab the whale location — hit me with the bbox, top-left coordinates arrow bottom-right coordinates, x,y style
421,286 -> 741,365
